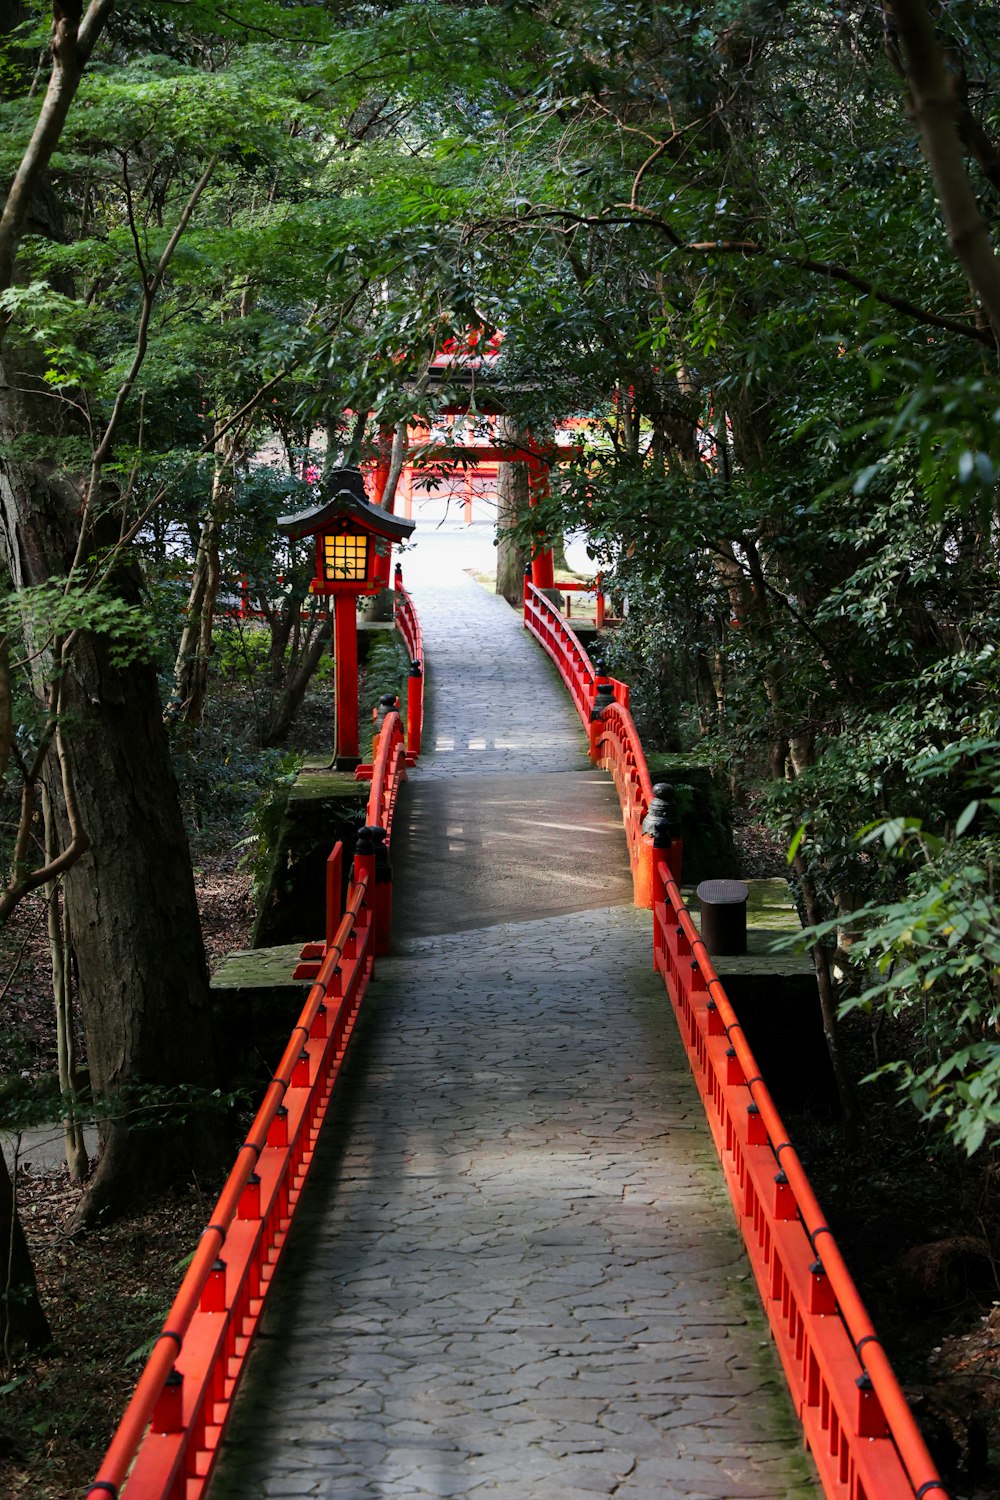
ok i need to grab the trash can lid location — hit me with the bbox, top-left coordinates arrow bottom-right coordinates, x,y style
696,878 -> 749,907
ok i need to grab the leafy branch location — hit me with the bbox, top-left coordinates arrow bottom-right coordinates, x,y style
472,205 -> 995,347
0,0 -> 115,306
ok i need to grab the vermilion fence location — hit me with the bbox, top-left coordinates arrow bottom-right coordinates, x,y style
89,603 -> 422,1500
367,708 -> 406,836
87,856 -> 376,1500
523,575 -> 598,728
523,586 -> 947,1500
589,697 -> 657,905
394,565 -> 423,763
363,708 -> 406,957
524,580 -> 652,904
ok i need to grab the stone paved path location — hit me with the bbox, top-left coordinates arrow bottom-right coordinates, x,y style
209,524 -> 817,1500
402,537 -> 587,778
391,531 -> 635,935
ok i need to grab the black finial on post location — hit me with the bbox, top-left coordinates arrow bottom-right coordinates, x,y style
591,680 -> 616,720
642,782 -> 678,846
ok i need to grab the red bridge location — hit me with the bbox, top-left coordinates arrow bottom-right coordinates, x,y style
89,522 -> 945,1500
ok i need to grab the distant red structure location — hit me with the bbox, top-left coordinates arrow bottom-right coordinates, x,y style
363,334 -> 585,588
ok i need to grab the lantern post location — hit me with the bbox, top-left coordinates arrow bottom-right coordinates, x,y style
277,468 -> 415,768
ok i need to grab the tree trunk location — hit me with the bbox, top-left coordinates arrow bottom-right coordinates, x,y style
260,615 -> 331,745
59,594 -> 226,1227
0,0 -> 114,300
0,359 -> 227,1229
0,638 -> 10,794
0,1149 -> 50,1358
884,0 -> 1000,346
495,416 -> 529,605
794,856 -> 861,1148
41,782 -> 88,1182
166,427 -> 238,728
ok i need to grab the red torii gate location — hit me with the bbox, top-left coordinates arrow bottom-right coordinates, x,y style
362,331 -> 585,590
371,426 -> 578,591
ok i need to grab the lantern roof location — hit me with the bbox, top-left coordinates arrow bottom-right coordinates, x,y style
277,467 -> 415,543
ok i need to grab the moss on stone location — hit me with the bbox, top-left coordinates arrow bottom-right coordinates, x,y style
646,753 -> 738,884
250,767 -> 368,949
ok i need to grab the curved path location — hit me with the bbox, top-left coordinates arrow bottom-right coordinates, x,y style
209,524 -> 817,1500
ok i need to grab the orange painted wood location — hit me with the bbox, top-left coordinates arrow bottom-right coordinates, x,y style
333,590 -> 360,761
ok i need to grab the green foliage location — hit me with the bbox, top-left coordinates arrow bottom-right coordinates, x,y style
237,751 -> 302,905
792,743 -> 1000,1155
0,576 -> 154,668
3,0 -> 1000,1167
0,1070 -> 244,1137
212,622 -> 271,681
172,721 -> 298,836
0,281 -> 103,390
360,633 -> 410,743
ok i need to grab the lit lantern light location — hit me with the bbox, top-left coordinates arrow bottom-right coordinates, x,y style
323,529 -> 369,583
278,468 -> 414,767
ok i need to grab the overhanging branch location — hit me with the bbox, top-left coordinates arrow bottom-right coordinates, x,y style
474,206 -> 993,347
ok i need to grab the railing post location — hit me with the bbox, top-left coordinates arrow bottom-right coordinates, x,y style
361,824 -> 393,956
353,826 -> 377,936
588,704 -> 602,763
407,658 -> 423,760
651,824 -> 671,914
638,783 -> 678,911
635,834 -> 655,909
588,679 -> 615,763
372,693 -> 397,760
151,1368 -> 184,1435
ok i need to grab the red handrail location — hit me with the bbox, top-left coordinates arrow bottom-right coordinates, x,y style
92,589 -> 425,1498
522,590 -> 947,1500
525,576 -> 653,903
590,698 -> 657,906
523,579 -> 597,730
653,856 -> 945,1500
393,575 -> 423,663
88,853 -> 378,1500
367,709 -> 406,836
365,709 -> 407,956
394,571 -> 423,762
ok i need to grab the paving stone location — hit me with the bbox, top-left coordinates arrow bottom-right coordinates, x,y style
207,525 -> 817,1500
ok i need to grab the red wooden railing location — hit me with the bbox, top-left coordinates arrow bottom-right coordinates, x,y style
523,592 -> 947,1500
90,597 -> 424,1500
365,708 -> 407,956
653,857 -> 945,1500
394,564 -> 423,763
368,708 -> 406,835
523,577 -> 598,729
554,576 -> 606,628
525,579 -> 650,902
87,852 -> 376,1500
589,698 -> 656,905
